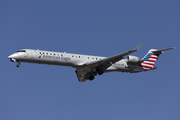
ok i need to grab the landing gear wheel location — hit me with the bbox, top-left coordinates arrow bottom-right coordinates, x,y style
89,76 -> 94,81
98,70 -> 104,75
16,63 -> 20,67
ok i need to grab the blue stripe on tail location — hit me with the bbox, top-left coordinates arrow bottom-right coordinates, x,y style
142,53 -> 152,61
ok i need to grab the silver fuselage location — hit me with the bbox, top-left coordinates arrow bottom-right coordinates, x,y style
8,45 -> 174,82
8,49 -> 144,73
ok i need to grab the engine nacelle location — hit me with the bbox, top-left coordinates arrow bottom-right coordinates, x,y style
126,55 -> 142,65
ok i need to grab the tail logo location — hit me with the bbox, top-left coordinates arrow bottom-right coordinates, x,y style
141,53 -> 159,69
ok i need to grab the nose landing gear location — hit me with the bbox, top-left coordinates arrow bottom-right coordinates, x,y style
16,62 -> 20,67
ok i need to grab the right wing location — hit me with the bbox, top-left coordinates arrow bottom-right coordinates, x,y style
75,44 -> 142,82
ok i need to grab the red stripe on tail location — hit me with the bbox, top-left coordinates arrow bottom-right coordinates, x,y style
141,65 -> 153,69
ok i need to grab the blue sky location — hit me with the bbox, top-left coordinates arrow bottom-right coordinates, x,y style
0,0 -> 180,120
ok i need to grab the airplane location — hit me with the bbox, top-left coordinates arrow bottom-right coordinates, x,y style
8,44 -> 175,82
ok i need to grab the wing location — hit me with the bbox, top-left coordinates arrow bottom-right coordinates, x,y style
75,44 -> 142,82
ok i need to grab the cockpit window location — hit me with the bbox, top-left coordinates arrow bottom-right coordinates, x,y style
16,50 -> 26,53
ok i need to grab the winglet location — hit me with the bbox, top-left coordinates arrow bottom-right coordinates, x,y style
133,43 -> 143,51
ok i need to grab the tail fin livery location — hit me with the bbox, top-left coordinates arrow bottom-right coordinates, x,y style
141,49 -> 160,69
141,47 -> 175,70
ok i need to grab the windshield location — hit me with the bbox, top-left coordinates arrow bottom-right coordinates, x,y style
16,50 -> 26,53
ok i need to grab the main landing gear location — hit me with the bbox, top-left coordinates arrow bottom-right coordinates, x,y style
96,67 -> 104,75
89,75 -> 94,81
98,70 -> 104,75
89,70 -> 104,81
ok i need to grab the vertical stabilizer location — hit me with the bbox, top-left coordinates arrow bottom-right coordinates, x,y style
141,49 -> 160,69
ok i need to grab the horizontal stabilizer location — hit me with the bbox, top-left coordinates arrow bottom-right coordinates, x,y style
152,47 -> 176,54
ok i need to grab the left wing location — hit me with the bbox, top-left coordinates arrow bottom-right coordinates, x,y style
75,44 -> 142,82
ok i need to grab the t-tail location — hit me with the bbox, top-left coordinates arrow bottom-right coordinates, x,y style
141,47 -> 175,70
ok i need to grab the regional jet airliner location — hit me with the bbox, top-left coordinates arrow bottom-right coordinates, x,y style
8,44 -> 175,82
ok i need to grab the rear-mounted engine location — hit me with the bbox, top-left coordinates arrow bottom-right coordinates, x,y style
126,55 -> 142,65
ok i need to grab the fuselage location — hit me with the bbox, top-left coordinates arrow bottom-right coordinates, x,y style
8,49 -> 144,73
8,45 -> 175,82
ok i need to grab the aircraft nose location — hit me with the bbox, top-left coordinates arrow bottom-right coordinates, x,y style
8,53 -> 18,59
8,55 -> 13,59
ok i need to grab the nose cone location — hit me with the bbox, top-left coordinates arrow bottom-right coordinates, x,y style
8,53 -> 18,59
8,54 -> 13,59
